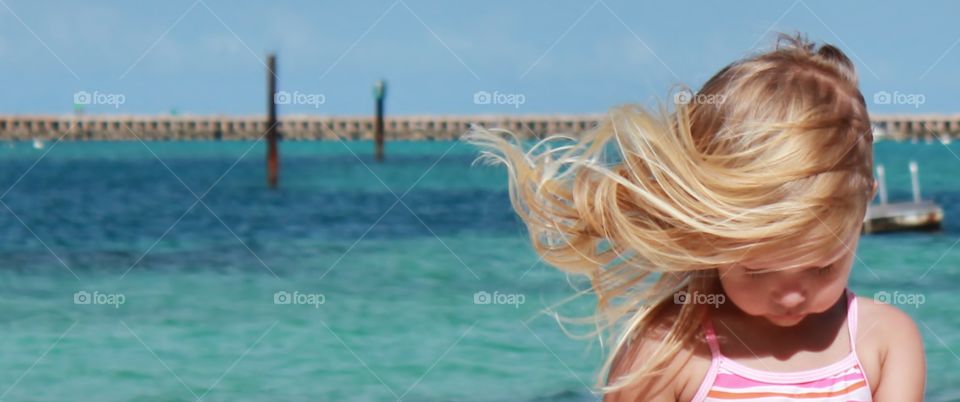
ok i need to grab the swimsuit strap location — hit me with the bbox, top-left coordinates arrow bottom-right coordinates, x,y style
702,314 -> 722,358
692,314 -> 723,402
845,288 -> 859,350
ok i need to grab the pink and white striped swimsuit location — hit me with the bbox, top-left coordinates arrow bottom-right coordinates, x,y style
692,289 -> 873,401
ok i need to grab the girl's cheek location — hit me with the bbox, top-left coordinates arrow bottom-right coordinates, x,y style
717,275 -> 767,315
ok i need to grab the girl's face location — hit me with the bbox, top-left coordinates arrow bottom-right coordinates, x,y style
716,230 -> 860,327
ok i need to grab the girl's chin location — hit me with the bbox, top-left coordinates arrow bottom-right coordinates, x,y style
766,313 -> 807,327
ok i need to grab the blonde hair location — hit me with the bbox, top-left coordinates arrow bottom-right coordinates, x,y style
464,33 -> 875,395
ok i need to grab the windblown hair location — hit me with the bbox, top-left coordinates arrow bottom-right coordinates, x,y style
464,33 -> 875,395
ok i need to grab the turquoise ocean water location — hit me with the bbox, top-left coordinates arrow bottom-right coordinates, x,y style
0,139 -> 957,401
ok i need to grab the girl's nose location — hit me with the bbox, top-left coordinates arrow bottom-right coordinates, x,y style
776,290 -> 806,310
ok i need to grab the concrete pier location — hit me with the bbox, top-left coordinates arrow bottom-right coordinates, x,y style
0,114 -> 601,141
872,114 -> 960,142
0,113 -> 958,142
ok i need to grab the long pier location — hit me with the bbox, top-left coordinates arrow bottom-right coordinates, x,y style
0,114 -> 601,141
0,114 -> 957,141
871,114 -> 960,142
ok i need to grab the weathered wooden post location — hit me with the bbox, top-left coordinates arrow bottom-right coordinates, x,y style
266,54 -> 279,188
876,165 -> 888,205
909,161 -> 921,203
374,80 -> 386,162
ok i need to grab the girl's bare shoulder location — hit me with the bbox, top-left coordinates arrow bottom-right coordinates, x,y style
853,295 -> 925,396
603,304 -> 713,402
854,295 -> 922,350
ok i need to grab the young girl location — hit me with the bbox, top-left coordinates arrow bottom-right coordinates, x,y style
465,33 -> 925,401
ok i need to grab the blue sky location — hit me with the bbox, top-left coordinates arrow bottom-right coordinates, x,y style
1,0 -> 958,116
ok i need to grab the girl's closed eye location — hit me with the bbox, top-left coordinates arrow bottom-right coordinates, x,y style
813,265 -> 834,276
743,265 -> 833,278
744,269 -> 765,279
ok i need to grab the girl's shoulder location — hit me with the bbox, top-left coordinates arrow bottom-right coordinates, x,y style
604,304 -> 713,402
853,294 -> 922,353
852,295 -> 924,386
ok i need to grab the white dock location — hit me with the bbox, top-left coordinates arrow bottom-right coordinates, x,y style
862,161 -> 945,234
863,201 -> 943,234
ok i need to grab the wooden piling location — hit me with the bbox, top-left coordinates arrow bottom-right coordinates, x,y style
909,161 -> 921,203
374,80 -> 386,162
266,54 -> 279,188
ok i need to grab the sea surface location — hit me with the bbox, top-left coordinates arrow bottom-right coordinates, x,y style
0,139 -> 957,401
